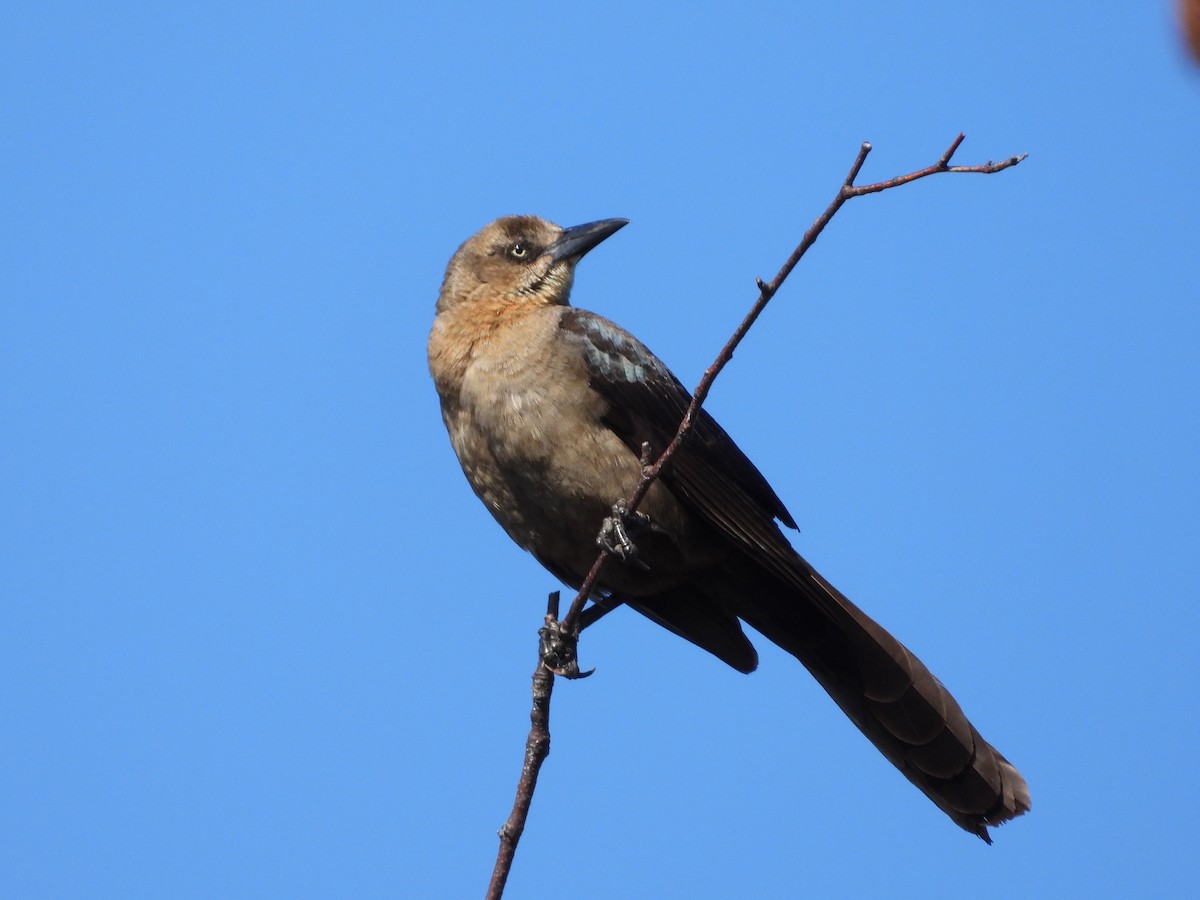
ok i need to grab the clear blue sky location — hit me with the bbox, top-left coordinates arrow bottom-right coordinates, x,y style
4,3 -> 1198,897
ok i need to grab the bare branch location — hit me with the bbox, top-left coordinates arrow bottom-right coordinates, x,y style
559,133 -> 1024,635
486,133 -> 1026,896
847,133 -> 1025,198
486,594 -> 560,900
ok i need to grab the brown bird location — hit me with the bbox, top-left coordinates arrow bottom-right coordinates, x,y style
428,215 -> 1030,841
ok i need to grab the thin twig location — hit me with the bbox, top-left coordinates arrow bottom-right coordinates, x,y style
486,133 -> 1025,896
486,594 -> 560,900
559,132 -> 1023,635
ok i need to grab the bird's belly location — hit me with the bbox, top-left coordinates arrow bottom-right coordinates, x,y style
450,379 -> 698,592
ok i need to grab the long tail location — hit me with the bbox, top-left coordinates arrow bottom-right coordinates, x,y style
630,554 -> 1030,841
723,556 -> 1029,841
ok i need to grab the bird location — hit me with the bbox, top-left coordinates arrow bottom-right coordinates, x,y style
427,214 -> 1030,842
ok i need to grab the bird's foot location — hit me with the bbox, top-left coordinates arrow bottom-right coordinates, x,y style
596,500 -> 662,570
539,616 -> 594,679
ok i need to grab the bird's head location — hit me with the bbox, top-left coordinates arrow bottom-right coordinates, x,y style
436,215 -> 628,314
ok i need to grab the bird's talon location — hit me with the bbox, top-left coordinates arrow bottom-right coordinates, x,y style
539,618 -> 576,671
596,500 -> 658,568
596,501 -> 635,558
538,618 -> 594,679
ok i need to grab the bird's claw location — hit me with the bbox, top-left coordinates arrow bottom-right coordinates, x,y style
596,500 -> 660,570
539,617 -> 594,679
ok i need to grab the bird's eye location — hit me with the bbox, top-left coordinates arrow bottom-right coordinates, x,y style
508,242 -> 528,259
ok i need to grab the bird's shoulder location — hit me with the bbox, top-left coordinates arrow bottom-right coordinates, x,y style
557,307 -> 797,531
558,308 -> 682,398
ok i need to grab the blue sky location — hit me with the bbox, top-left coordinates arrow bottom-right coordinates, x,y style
4,3 -> 1199,897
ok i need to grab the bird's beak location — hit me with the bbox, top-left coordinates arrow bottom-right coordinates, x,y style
546,218 -> 629,264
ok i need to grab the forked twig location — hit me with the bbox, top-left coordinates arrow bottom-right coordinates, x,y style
559,133 -> 1023,636
485,133 -> 1025,898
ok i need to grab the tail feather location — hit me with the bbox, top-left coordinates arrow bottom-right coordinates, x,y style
699,558 -> 1030,840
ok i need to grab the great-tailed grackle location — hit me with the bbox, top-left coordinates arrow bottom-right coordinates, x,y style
428,215 -> 1030,841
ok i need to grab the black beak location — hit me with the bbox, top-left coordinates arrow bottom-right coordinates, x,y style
547,218 -> 629,264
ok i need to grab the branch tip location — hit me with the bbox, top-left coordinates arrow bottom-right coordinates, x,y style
940,132 -> 967,167
845,142 -> 873,186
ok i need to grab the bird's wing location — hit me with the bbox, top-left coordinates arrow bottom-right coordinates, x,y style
559,307 -> 797,540
559,307 -> 1030,840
